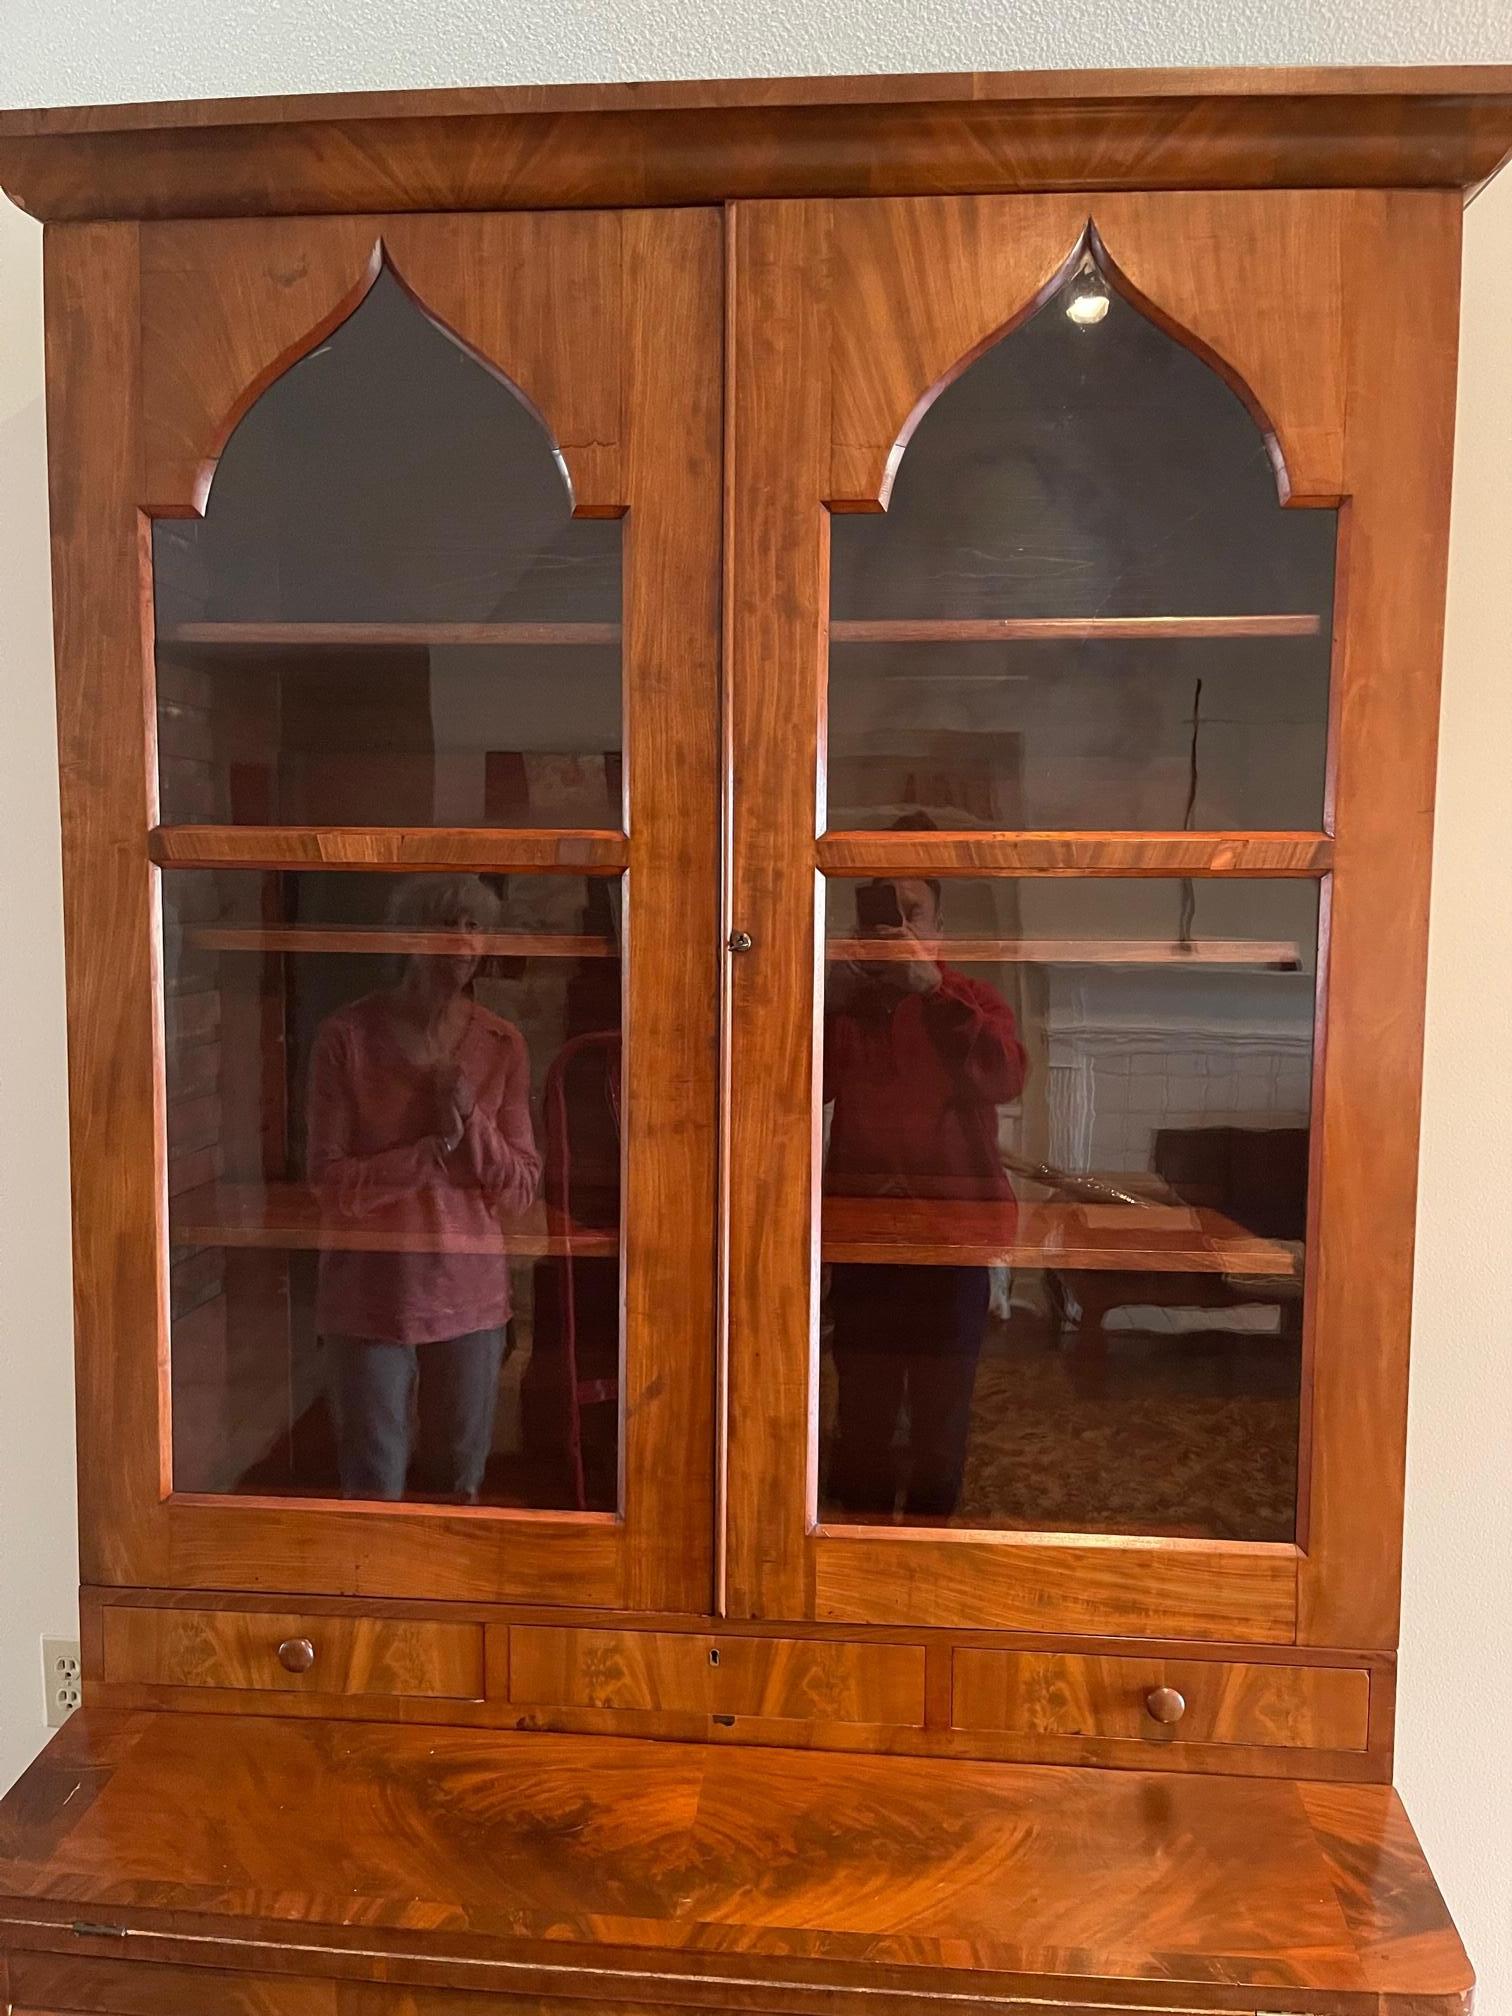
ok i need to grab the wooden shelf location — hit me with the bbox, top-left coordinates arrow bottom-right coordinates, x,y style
819,831 -> 1334,876
170,1183 -> 617,1258
159,621 -> 620,647
161,615 -> 1319,651
183,925 -> 619,959
149,826 -> 629,872
170,1182 -> 1295,1278
829,614 -> 1323,644
826,936 -> 1302,967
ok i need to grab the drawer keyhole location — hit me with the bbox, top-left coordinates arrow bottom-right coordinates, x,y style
708,1647 -> 720,1666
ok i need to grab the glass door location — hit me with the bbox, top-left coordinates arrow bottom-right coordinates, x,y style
105,210 -> 722,1608
725,192 -> 1375,1641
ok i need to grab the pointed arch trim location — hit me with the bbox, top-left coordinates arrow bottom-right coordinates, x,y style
826,191 -> 1349,511
140,213 -> 626,519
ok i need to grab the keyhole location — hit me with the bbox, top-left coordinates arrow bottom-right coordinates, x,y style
708,1647 -> 720,1666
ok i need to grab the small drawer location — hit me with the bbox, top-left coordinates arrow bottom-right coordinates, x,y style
101,1606 -> 484,1701
952,1649 -> 1370,1750
510,1626 -> 926,1727
10,1951 -> 335,2015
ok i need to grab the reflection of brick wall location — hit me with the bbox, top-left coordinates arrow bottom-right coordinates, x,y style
1046,1024 -> 1313,1178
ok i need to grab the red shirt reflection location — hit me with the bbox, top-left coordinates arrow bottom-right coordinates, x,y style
824,876 -> 1026,1204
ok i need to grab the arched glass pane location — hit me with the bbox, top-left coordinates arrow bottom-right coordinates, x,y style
165,867 -> 623,1510
153,269 -> 622,829
828,263 -> 1335,832
818,874 -> 1313,1542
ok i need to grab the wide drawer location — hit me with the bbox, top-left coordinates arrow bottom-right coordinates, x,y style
510,1626 -> 926,1726
101,1605 -> 485,1700
952,1648 -> 1370,1750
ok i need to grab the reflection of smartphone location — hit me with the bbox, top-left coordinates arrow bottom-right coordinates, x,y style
855,882 -> 903,931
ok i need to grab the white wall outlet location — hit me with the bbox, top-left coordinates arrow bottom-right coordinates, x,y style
42,1637 -> 81,1726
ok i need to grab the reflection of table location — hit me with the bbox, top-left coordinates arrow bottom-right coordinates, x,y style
177,1185 -> 1299,1298
169,1182 -> 616,1257
820,1195 -> 1297,1275
820,1195 -> 1302,1393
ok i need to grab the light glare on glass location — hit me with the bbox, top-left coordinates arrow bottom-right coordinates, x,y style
1065,267 -> 1111,327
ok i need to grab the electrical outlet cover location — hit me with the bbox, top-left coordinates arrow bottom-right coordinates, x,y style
42,1637 -> 81,1726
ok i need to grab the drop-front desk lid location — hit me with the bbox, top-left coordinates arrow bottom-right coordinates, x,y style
0,1709 -> 1471,2016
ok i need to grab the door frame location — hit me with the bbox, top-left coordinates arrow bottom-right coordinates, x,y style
722,188 -> 1462,1648
51,207 -> 723,1611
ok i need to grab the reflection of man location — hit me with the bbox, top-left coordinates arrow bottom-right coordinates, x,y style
307,876 -> 541,1503
824,874 -> 1026,1519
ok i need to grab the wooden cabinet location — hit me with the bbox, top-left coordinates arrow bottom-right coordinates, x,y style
2,60 -> 1509,2016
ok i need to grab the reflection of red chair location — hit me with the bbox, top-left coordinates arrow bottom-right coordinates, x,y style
524,1032 -> 622,1510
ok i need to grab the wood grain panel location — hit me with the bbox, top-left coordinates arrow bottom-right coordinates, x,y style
140,213 -> 624,514
5,73 -> 1512,223
43,224 -> 167,1588
617,206 -> 723,1611
10,1953 -> 336,2015
724,199 -> 832,1621
7,64 -> 1512,130
1297,193 -> 1465,1649
818,830 -> 1334,874
379,211 -> 622,512
0,1710 -> 1474,2011
826,191 -> 1349,507
510,1628 -> 925,1725
149,826 -> 628,870
140,217 -> 380,513
828,195 -> 1088,503
156,1505 -> 624,1608
102,1607 -> 484,1699
1090,191 -> 1349,503
814,1535 -> 1297,1642
953,1649 -> 1369,1749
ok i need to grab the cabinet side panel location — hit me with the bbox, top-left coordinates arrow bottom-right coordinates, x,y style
1298,191 -> 1464,1649
43,221 -> 166,1588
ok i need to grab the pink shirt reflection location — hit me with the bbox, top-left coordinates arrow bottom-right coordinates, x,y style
307,994 -> 541,1345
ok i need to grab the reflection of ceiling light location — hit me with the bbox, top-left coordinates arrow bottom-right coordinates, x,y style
1065,264 -> 1110,327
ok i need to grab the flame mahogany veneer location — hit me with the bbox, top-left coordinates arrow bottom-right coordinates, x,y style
0,1710 -> 1474,2015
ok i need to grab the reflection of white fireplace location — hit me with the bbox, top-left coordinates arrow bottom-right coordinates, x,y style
1039,971 -> 1313,1176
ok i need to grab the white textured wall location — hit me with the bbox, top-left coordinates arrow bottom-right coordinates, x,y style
0,193 -> 74,1796
0,0 -> 1509,104
1399,160 -> 1512,2016
1,2 -> 1509,2008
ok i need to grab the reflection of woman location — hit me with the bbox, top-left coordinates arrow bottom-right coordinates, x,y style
306,876 -> 542,1502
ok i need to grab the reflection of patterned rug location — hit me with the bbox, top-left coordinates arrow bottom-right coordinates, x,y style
819,1319 -> 1299,1542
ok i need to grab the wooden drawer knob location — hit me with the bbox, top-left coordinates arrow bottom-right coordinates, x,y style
1145,1685 -> 1187,1725
276,1637 -> 316,1675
